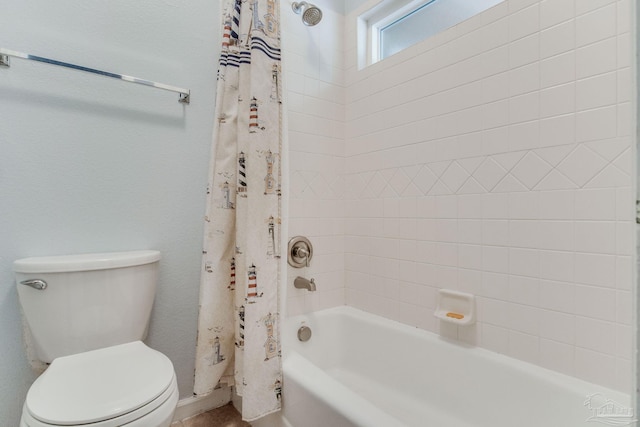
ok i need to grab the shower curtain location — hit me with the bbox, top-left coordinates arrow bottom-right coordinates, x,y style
194,0 -> 282,421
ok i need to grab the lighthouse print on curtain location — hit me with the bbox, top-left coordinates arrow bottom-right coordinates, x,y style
194,0 -> 282,421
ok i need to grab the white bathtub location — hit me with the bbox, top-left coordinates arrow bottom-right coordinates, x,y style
254,306 -> 632,427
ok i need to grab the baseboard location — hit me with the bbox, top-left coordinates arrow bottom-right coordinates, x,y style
172,386 -> 232,422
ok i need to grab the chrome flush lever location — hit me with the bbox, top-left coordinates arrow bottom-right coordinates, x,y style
20,279 -> 47,290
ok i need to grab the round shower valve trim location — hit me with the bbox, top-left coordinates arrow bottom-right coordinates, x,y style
288,236 -> 313,268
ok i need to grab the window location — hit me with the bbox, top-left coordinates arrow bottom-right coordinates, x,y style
358,0 -> 504,67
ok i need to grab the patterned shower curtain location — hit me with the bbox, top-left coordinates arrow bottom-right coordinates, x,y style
194,0 -> 282,421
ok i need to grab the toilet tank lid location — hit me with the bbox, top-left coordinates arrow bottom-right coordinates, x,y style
14,250 -> 161,273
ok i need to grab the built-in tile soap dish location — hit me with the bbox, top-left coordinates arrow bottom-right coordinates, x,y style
434,289 -> 476,326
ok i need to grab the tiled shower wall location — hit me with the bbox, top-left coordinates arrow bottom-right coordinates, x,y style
284,0 -> 634,392
283,2 -> 347,315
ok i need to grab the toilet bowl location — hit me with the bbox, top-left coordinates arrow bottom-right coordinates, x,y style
20,342 -> 179,427
15,251 -> 178,427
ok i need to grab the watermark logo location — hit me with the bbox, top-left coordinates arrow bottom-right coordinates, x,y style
584,393 -> 636,426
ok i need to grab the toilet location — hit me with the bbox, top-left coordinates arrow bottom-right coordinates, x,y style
15,250 -> 179,427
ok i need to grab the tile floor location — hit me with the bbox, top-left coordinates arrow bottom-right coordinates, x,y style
171,403 -> 251,427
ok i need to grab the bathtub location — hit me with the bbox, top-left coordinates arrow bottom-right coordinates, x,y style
254,306 -> 632,427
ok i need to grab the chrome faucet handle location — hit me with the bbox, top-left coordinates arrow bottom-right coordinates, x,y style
293,246 -> 309,266
288,236 -> 313,268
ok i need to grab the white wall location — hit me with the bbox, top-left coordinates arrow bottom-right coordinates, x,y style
0,1 -> 220,424
344,0 -> 634,392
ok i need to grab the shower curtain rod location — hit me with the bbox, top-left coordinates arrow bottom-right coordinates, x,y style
0,47 -> 191,104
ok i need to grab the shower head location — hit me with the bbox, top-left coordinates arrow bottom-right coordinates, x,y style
292,1 -> 323,26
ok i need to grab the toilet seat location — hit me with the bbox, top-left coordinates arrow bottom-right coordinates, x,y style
22,341 -> 177,427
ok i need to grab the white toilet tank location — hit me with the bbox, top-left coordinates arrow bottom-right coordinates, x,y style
15,250 -> 161,363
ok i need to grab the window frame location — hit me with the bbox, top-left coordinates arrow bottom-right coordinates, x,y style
358,0 -> 503,68
360,0 -> 432,67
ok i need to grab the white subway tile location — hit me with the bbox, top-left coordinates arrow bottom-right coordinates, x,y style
458,268 -> 483,295
396,302 -> 435,331
574,221 -> 616,254
483,220 -> 510,246
482,100 -> 510,130
617,102 -> 632,137
481,297 -> 509,326
508,62 -> 540,96
482,72 -> 510,103
483,126 -> 511,155
575,0 -> 616,16
458,244 -> 483,270
509,248 -> 540,278
540,250 -> 574,282
539,279 -> 576,313
508,191 -> 540,220
509,220 -> 539,248
538,190 -> 575,220
616,222 -> 633,256
509,275 -> 539,306
574,188 -> 617,220
509,92 -> 540,124
435,242 -> 458,267
482,193 -> 509,219
539,114 -> 576,147
575,3 -> 616,48
435,219 -> 458,242
435,265 -> 458,289
576,37 -> 617,80
615,33 -> 631,71
458,220 -> 483,244
541,51 -> 575,88
538,221 -> 574,252
575,316 -> 617,354
540,83 -> 575,118
483,245 -> 509,273
399,281 -> 431,306
574,284 -> 617,321
615,256 -> 632,291
482,272 -> 510,300
540,0 -> 574,29
508,4 -> 540,41
481,323 -> 509,354
574,253 -> 616,288
509,303 -> 541,335
541,20 -> 575,59
509,33 -> 540,68
615,358 -> 632,394
616,290 -> 632,325
508,330 -> 540,365
415,262 -> 437,287
574,348 -> 617,390
539,339 -> 575,377
617,0 -> 631,33
614,325 -> 631,363
415,240 -> 436,264
576,72 -> 617,112
435,195 -> 458,218
539,310 -> 575,344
